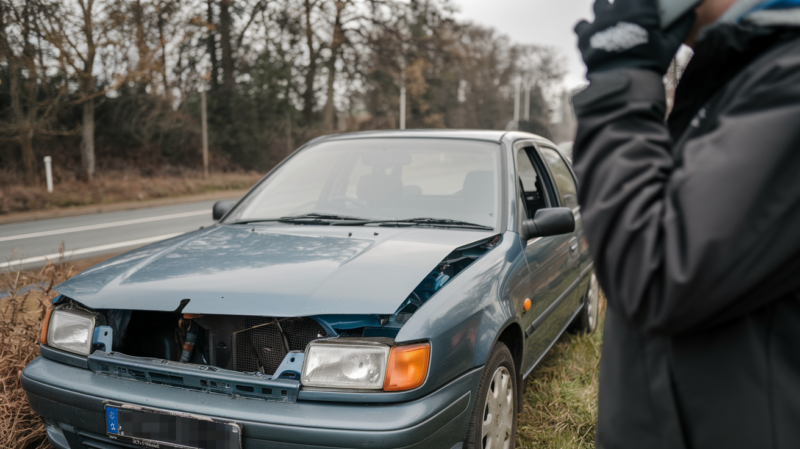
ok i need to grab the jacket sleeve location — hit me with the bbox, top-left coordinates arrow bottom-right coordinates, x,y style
572,67 -> 800,335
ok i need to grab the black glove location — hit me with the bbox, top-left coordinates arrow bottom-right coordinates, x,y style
575,0 -> 695,75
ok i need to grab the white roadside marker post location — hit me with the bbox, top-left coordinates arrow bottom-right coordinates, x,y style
44,156 -> 53,193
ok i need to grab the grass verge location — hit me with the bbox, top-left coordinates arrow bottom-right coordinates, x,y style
1,257 -> 80,449
0,170 -> 262,215
516,312 -> 604,448
1,256 -> 604,449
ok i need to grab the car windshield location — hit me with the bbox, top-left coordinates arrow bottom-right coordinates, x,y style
223,138 -> 501,229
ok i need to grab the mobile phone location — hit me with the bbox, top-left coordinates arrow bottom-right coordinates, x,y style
659,0 -> 704,29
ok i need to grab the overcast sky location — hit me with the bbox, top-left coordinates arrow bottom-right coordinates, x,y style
453,0 -> 595,90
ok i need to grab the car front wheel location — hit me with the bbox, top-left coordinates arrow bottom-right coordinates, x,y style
464,342 -> 517,449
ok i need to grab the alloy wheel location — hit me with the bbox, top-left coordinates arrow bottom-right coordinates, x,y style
481,366 -> 514,449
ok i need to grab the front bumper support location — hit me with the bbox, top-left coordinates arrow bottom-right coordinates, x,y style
87,350 -> 301,402
22,356 -> 481,448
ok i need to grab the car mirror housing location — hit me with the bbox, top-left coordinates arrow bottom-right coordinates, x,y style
213,200 -> 236,220
520,207 -> 575,240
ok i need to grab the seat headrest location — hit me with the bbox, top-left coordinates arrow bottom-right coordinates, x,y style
462,171 -> 494,204
357,174 -> 403,204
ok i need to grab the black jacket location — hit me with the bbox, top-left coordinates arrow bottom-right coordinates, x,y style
572,23 -> 800,449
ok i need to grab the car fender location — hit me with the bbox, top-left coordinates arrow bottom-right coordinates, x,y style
395,231 -> 530,393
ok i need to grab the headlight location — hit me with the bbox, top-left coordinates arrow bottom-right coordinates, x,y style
301,341 -> 390,389
301,340 -> 430,391
47,309 -> 96,355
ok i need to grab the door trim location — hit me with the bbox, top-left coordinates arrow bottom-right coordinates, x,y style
524,276 -> 582,338
522,303 -> 585,380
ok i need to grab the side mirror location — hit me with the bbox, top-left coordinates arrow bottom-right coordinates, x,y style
520,207 -> 575,240
212,200 -> 236,220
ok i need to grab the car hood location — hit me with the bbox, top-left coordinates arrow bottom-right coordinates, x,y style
55,225 -> 493,316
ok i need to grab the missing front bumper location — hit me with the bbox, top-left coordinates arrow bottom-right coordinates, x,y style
88,350 -> 302,402
23,356 -> 479,449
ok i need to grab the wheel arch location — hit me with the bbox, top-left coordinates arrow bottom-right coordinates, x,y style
495,321 -> 523,380
492,319 -> 525,413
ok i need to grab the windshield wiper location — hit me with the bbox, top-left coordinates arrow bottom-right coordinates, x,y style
400,218 -> 494,229
230,218 -> 284,224
231,213 -> 369,225
232,215 -> 492,229
288,213 -> 369,221
334,217 -> 494,230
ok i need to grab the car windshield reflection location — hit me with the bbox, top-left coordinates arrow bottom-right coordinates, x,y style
223,138 -> 501,230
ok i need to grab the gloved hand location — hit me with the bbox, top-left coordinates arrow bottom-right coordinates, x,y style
575,0 -> 696,75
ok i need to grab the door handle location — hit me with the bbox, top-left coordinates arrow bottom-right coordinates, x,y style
569,237 -> 579,254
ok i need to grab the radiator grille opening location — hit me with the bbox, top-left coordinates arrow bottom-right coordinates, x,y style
231,317 -> 326,374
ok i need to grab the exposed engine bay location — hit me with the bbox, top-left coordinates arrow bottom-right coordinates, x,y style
55,235 -> 500,390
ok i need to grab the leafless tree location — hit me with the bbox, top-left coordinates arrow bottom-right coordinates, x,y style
40,0 -> 122,180
0,0 -> 69,184
322,0 -> 346,131
0,0 -> 568,181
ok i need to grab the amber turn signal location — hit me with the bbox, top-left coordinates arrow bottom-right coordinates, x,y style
383,343 -> 430,391
524,298 -> 531,312
40,307 -> 53,345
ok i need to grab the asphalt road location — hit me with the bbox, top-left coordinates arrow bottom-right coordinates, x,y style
0,199 -> 227,270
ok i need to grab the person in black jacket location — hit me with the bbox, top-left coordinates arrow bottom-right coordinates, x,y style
572,0 -> 800,448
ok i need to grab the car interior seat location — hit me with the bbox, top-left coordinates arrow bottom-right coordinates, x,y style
356,169 -> 403,206
462,171 -> 494,215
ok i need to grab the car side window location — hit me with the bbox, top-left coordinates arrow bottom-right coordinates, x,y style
516,148 -> 549,219
539,147 -> 579,210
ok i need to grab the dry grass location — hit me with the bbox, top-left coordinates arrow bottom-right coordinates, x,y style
516,297 -> 606,449
1,253 -> 605,449
0,254 -> 83,449
0,170 -> 262,215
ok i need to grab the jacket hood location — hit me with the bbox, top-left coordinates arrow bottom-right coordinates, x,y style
54,225 -> 493,316
701,0 -> 800,40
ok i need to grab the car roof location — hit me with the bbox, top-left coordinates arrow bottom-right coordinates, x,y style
307,129 -> 553,146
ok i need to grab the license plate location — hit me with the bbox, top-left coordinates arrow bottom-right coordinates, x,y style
105,403 -> 241,449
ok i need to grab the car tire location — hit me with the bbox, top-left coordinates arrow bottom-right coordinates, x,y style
464,342 -> 517,449
570,272 -> 600,334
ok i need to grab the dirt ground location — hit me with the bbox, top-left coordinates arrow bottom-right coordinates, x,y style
0,254 -> 603,449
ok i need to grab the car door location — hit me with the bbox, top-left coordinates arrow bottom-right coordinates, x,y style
515,144 -> 580,376
537,144 -> 585,319
538,144 -> 591,276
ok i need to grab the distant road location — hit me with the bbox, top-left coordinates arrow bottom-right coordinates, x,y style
0,199 -> 228,270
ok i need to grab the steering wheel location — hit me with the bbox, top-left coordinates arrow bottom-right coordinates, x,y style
320,196 -> 372,212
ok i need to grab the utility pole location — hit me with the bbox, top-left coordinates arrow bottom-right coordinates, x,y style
200,88 -> 209,178
524,84 -> 531,121
513,79 -> 521,123
399,54 -> 407,130
400,86 -> 406,130
398,44 -> 408,130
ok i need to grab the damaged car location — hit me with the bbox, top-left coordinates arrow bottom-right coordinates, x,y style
22,130 -> 597,449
